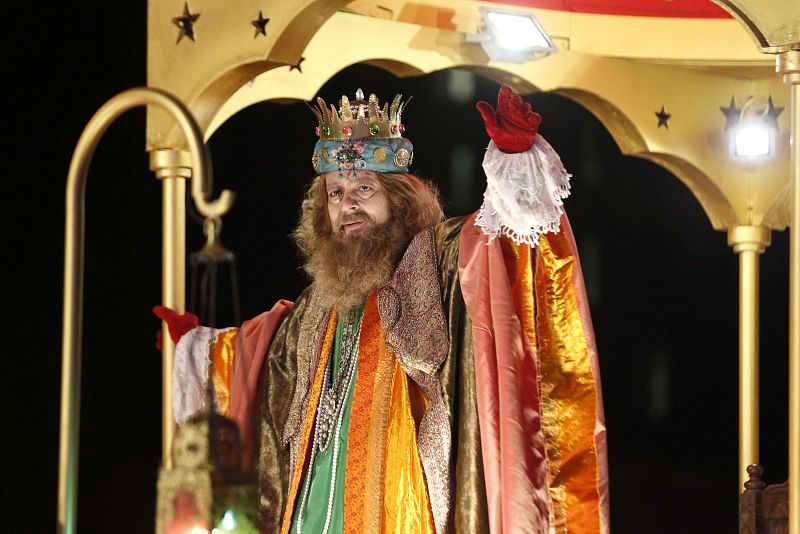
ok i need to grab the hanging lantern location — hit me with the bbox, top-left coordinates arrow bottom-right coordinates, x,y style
189,216 -> 242,328
155,406 -> 259,534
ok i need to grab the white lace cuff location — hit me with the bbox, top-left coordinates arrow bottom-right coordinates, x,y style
172,326 -> 233,424
476,136 -> 571,246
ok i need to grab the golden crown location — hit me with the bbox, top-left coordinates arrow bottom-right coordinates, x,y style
311,89 -> 409,141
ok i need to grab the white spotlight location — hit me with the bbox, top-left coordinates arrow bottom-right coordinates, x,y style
467,8 -> 556,64
731,123 -> 773,160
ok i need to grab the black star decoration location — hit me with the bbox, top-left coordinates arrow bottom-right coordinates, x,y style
252,11 -> 269,38
173,2 -> 200,43
720,95 -> 741,131
289,57 -> 305,73
764,95 -> 784,130
655,105 -> 671,129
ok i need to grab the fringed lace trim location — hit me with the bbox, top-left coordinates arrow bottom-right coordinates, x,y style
476,137 -> 572,247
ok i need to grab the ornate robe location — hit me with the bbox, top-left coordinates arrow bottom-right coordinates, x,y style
177,213 -> 609,533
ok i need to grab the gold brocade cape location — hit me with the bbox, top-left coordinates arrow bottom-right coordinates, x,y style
255,215 -> 609,534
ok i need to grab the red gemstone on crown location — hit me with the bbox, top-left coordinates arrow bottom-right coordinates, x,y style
399,124 -> 405,133
315,126 -> 320,137
342,126 -> 352,136
391,124 -> 399,134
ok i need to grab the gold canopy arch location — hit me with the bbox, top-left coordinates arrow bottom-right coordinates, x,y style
137,0 -> 800,530
149,2 -> 790,229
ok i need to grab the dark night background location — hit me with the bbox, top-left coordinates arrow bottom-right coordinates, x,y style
6,2 -> 791,533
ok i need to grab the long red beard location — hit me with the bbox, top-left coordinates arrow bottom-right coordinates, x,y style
303,214 -> 409,312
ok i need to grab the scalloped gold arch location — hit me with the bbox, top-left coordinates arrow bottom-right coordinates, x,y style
203,55 -> 427,140
148,0 -> 351,148
148,1 -> 792,230
556,88 -> 738,228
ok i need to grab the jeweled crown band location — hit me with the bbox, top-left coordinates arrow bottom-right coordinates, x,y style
313,138 -> 414,175
310,89 -> 415,175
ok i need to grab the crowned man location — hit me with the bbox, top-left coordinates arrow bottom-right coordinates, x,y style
156,86 -> 609,534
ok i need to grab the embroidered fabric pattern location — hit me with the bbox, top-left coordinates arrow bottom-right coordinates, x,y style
379,229 -> 451,534
476,137 -> 572,247
340,294 -> 394,534
283,289 -> 331,475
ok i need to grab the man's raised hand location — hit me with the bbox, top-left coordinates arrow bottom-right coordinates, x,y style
152,306 -> 199,349
476,85 -> 542,154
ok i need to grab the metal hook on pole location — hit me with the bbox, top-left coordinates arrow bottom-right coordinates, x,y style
58,86 -> 234,534
191,144 -> 235,219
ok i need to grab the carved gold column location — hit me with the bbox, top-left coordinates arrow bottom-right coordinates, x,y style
150,149 -> 191,468
777,49 -> 800,534
728,225 -> 771,491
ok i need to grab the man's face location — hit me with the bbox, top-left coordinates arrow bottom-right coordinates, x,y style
324,170 -> 390,235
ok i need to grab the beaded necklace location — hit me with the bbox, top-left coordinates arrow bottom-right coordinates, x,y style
315,310 -> 360,453
295,309 -> 362,534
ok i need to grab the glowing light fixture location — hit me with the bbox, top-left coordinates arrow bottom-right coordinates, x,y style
733,124 -> 772,159
722,95 -> 781,161
467,7 -> 556,63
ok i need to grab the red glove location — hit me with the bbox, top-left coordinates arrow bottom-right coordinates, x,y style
476,85 -> 542,154
153,305 -> 199,349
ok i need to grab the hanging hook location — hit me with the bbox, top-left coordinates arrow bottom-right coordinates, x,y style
191,147 -> 235,219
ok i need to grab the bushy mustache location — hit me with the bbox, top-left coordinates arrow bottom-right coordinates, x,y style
336,211 -> 375,230
305,215 -> 406,312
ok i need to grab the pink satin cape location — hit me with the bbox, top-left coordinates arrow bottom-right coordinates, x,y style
230,299 -> 294,471
458,213 -> 609,534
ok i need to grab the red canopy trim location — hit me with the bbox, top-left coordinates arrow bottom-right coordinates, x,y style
479,0 -> 731,19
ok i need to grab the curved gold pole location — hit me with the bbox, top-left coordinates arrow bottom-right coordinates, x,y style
777,49 -> 800,534
58,87 -> 234,534
728,225 -> 771,491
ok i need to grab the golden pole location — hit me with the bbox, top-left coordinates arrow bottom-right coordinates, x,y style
728,225 -> 771,492
57,87 -> 234,534
777,49 -> 800,534
150,149 -> 192,468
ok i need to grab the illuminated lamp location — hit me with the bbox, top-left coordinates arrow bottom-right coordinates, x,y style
724,96 -> 781,161
732,123 -> 773,159
466,7 -> 556,64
